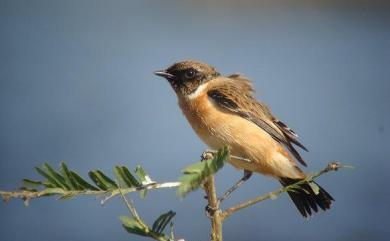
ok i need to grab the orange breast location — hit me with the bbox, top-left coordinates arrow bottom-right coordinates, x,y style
179,91 -> 285,176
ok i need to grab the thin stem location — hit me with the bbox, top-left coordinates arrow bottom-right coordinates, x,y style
204,174 -> 223,241
118,185 -> 169,241
101,182 -> 181,205
205,149 -> 252,163
202,151 -> 223,241
0,181 -> 181,204
118,186 -> 144,227
218,171 -> 252,204
220,162 -> 346,220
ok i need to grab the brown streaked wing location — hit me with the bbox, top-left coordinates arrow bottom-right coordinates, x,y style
207,77 -> 308,166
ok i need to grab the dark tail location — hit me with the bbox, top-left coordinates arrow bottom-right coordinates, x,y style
279,178 -> 334,218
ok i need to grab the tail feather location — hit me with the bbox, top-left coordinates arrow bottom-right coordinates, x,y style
280,178 -> 334,218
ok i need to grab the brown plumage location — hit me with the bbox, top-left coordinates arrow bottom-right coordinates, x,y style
155,60 -> 334,217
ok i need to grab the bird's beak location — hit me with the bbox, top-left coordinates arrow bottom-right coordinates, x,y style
154,70 -> 174,79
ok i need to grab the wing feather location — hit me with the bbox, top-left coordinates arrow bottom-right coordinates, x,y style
208,77 -> 308,166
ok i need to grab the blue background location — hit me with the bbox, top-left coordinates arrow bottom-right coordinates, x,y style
1,1 -> 389,241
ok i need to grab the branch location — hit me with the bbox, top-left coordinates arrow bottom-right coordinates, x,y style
220,162 -> 350,220
204,174 -> 223,241
0,162 -> 181,205
177,147 -> 229,198
0,149 -> 350,241
0,152 -> 230,241
102,182 -> 181,204
198,149 -> 231,241
118,186 -> 175,241
0,182 -> 181,205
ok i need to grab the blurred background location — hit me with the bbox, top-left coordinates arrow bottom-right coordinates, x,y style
1,0 -> 389,241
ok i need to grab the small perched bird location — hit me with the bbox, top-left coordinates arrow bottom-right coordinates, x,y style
155,60 -> 334,217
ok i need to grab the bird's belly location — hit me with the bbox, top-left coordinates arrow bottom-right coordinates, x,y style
180,97 -> 280,175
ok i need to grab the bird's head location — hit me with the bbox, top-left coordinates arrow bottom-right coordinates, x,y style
154,60 -> 220,96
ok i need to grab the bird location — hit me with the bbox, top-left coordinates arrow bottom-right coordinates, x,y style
154,60 -> 334,217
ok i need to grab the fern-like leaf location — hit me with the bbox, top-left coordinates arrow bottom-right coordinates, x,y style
177,146 -> 230,198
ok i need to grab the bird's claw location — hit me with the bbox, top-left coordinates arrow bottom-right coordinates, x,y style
201,151 -> 214,161
205,204 -> 218,218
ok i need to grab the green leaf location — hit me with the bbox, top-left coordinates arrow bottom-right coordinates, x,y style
59,162 -> 79,190
22,179 -> 43,189
135,165 -> 151,198
88,170 -> 117,190
43,163 -> 70,190
177,146 -> 229,198
114,167 -> 129,188
42,182 -> 57,188
207,146 -> 229,172
88,171 -> 108,190
152,212 -> 169,233
121,166 -> 141,187
308,182 -> 320,195
40,188 -> 67,196
70,171 -> 99,191
138,189 -> 147,199
120,216 -> 148,237
35,166 -> 63,189
114,166 -> 141,188
152,211 -> 176,235
97,170 -> 118,188
135,165 -> 148,183
182,162 -> 205,174
170,221 -> 175,241
19,187 -> 38,192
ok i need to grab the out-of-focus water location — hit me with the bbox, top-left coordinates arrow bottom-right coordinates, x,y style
1,1 -> 389,241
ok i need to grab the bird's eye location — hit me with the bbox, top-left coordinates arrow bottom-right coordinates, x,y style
184,69 -> 196,79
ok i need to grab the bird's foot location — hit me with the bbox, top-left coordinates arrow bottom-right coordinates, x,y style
201,150 -> 216,161
205,204 -> 218,218
217,170 -> 253,204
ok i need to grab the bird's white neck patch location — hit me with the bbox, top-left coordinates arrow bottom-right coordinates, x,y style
186,82 -> 209,100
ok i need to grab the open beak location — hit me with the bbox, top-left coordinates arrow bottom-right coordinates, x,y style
154,70 -> 174,79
